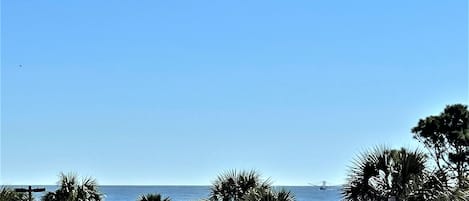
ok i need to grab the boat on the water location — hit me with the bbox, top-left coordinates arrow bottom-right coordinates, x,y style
308,181 -> 327,190
319,181 -> 327,190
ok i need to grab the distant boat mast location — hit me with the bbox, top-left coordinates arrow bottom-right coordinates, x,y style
308,181 -> 327,190
319,181 -> 326,190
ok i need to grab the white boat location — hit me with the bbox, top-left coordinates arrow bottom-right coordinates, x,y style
319,181 -> 327,190
308,181 -> 327,190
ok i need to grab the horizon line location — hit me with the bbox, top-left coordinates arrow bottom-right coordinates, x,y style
1,184 -> 344,187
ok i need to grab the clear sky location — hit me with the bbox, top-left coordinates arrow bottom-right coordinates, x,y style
1,0 -> 468,186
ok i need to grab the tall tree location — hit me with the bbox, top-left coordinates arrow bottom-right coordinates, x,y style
209,170 -> 272,201
209,169 -> 296,201
412,104 -> 469,188
342,146 -> 448,201
42,173 -> 103,201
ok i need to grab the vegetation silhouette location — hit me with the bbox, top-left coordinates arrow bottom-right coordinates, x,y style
0,186 -> 29,201
241,187 -> 295,201
412,104 -> 469,189
137,193 -> 171,201
41,173 -> 102,201
5,104 -> 467,200
342,103 -> 469,201
342,146 -> 449,200
209,169 -> 294,201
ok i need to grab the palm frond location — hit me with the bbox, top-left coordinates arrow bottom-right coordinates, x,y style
342,146 -> 443,201
210,169 -> 272,201
137,193 -> 171,201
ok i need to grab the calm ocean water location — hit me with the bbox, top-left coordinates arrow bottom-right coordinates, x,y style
24,185 -> 341,201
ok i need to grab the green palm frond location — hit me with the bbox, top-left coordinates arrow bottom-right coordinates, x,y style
275,189 -> 295,201
242,187 -> 295,201
137,193 -> 171,201
42,172 -> 103,201
0,186 -> 29,201
342,146 -> 447,201
41,192 -> 57,201
210,169 -> 273,201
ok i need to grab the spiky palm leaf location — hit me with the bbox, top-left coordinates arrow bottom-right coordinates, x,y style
78,177 -> 101,201
343,146 -> 391,201
343,146 -> 447,201
242,187 -> 295,201
0,186 -> 29,201
137,193 -> 171,201
275,189 -> 295,201
210,170 -> 272,201
42,172 -> 103,201
41,192 -> 57,201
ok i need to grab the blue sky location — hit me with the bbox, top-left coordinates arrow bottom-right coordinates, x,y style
1,0 -> 468,186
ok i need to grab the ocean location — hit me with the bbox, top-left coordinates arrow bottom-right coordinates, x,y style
24,185 -> 342,201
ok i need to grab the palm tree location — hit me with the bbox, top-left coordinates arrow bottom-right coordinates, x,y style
342,146 -> 449,201
210,169 -> 272,201
0,186 -> 29,201
137,193 -> 171,201
241,187 -> 295,201
274,189 -> 295,201
42,172 -> 103,201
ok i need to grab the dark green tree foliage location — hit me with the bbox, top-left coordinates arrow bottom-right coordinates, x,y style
137,193 -> 171,201
412,104 -> 469,187
342,146 -> 448,201
42,173 -> 103,201
209,170 -> 295,201
0,186 -> 29,201
209,170 -> 272,201
242,187 -> 295,201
